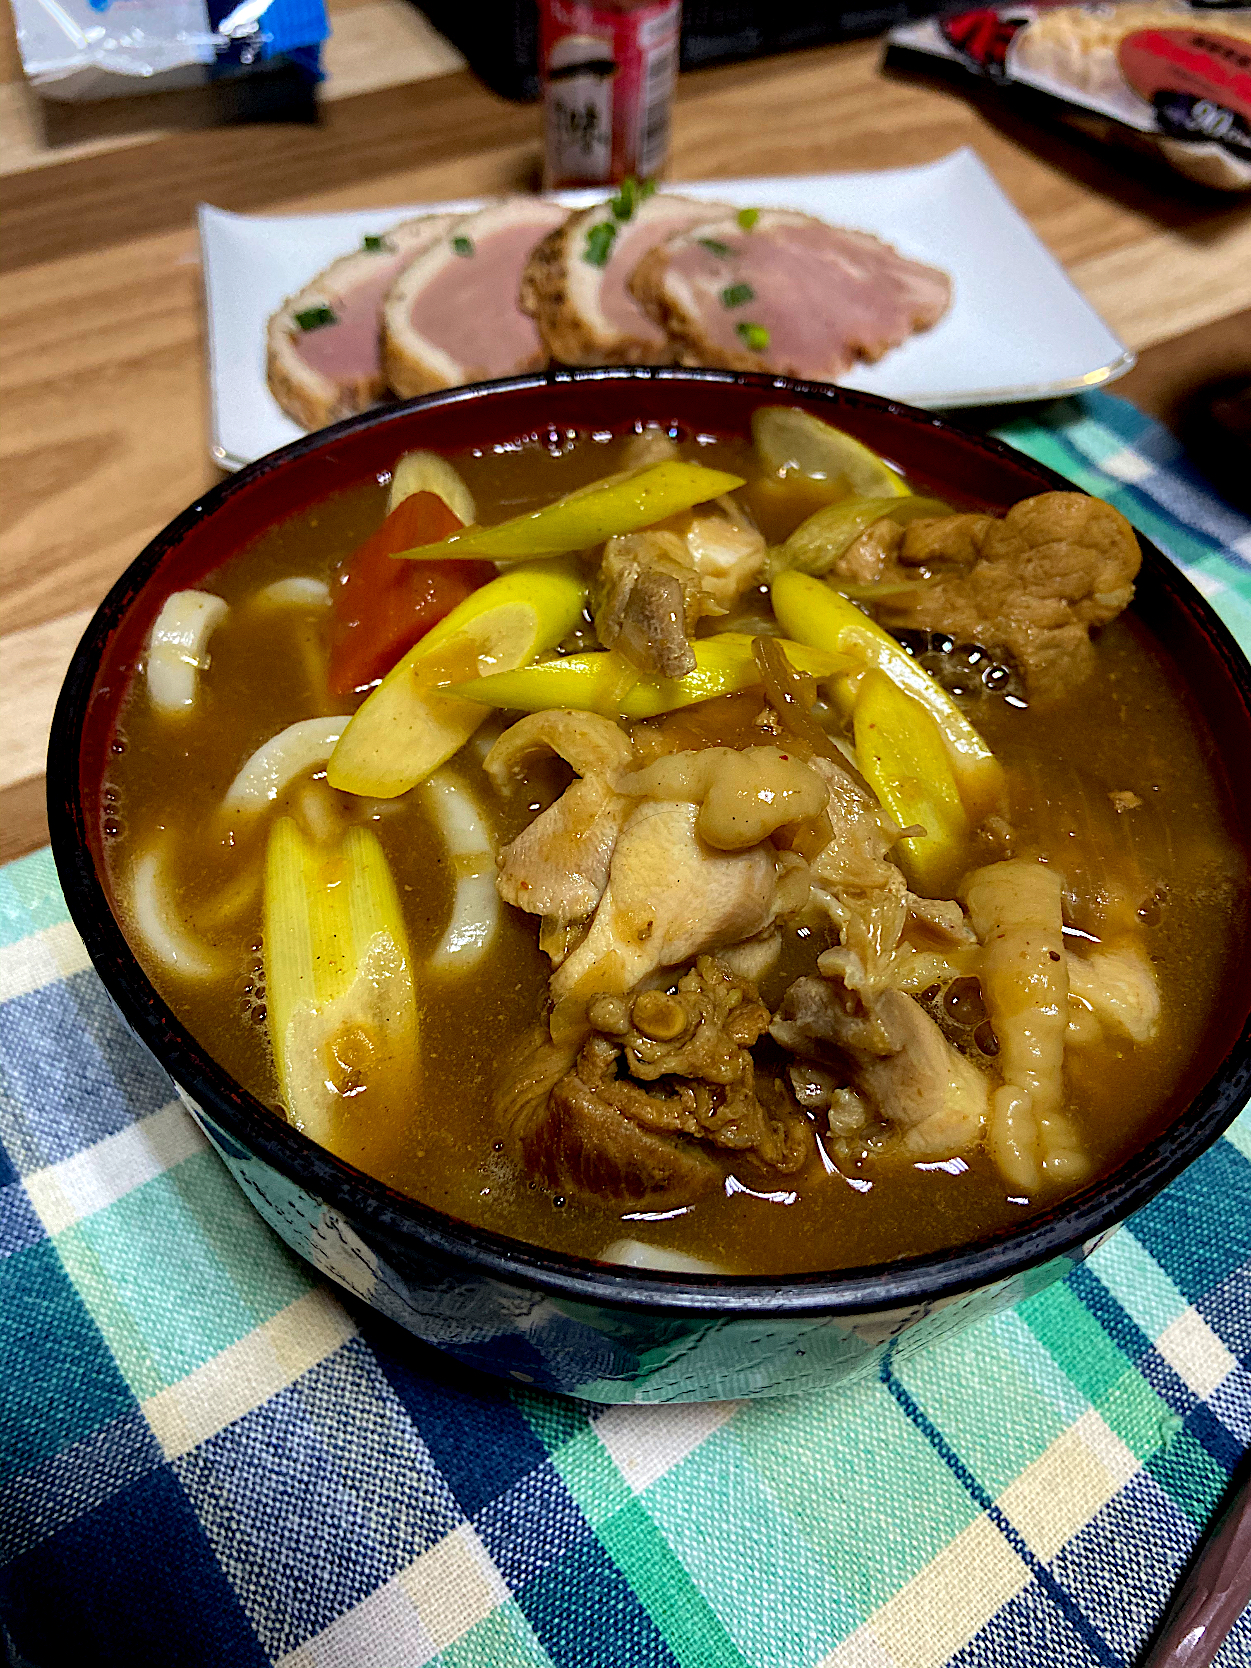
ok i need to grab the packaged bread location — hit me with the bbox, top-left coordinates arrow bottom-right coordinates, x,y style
889,1 -> 1251,190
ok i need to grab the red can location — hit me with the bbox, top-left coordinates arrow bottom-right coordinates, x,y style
540,0 -> 682,189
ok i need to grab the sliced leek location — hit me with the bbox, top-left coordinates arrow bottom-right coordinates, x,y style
752,407 -> 910,496
327,559 -> 588,799
770,570 -> 1005,820
774,495 -> 948,578
392,461 -> 745,562
447,632 -> 856,720
853,670 -> 968,894
264,817 -> 418,1144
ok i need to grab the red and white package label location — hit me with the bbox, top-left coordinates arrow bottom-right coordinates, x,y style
541,0 -> 681,187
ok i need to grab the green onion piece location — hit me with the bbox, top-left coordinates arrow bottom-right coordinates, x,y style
721,282 -> 755,308
294,305 -> 337,331
698,237 -> 732,258
452,235 -> 474,257
392,461 -> 745,561
737,207 -> 760,231
608,176 -> 655,219
362,234 -> 386,252
583,221 -> 617,267
736,321 -> 770,352
264,818 -> 418,1143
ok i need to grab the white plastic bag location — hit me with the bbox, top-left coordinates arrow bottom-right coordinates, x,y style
10,0 -> 328,99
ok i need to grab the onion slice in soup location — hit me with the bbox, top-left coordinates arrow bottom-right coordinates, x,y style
146,590 -> 229,714
223,717 -> 352,812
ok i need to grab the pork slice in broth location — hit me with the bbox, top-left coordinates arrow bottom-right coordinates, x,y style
550,799 -> 799,1003
770,977 -> 988,1161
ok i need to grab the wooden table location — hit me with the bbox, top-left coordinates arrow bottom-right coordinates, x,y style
3,0 -> 1250,865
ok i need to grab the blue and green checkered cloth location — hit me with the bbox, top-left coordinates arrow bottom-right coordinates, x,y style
2,391 -> 1250,1668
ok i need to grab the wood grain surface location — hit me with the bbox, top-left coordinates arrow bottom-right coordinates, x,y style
3,0 -> 1250,863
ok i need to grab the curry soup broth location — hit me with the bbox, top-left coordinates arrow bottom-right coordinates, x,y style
102,431 -> 1249,1276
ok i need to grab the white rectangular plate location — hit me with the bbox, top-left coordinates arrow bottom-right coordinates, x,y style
200,148 -> 1133,470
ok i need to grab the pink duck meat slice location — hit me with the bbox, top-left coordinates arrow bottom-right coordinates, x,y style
630,209 -> 953,381
520,194 -> 735,365
383,200 -> 569,397
266,214 -> 463,431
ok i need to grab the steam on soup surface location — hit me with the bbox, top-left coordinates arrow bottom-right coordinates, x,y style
101,413 -> 1249,1276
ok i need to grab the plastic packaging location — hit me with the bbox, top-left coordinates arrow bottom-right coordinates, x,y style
10,0 -> 328,100
540,0 -> 682,187
889,1 -> 1251,190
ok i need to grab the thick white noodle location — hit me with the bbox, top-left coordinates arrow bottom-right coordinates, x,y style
249,577 -> 332,610
466,714 -> 508,765
127,841 -> 226,980
146,590 -> 229,714
222,716 -> 351,811
600,1238 -> 726,1274
420,768 -> 498,972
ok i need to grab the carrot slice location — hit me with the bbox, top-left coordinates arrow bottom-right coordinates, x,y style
328,490 -> 495,695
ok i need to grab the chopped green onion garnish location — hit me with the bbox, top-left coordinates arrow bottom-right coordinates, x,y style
452,235 -> 474,257
607,175 -> 657,220
294,305 -> 337,331
583,221 -> 617,267
362,234 -> 386,252
721,282 -> 755,308
736,320 -> 770,351
737,207 -> 760,231
698,238 -> 732,258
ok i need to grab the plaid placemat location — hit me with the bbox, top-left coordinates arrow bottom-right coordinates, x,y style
2,391 -> 1250,1668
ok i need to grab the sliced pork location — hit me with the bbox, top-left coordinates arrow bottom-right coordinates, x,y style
770,977 -> 988,1161
485,712 -> 635,929
630,209 -> 953,381
266,214 -> 462,431
591,530 -> 704,677
874,493 -> 1142,704
520,193 -> 734,366
382,199 -> 568,398
589,499 -> 767,678
548,799 -> 808,1005
500,958 -> 812,1209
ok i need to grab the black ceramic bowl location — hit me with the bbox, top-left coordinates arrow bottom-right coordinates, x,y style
48,369 -> 1251,1403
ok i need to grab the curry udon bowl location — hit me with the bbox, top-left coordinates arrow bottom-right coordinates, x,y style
49,369 -> 1251,1404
